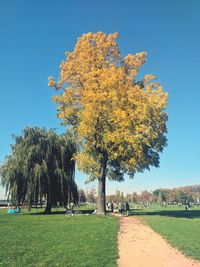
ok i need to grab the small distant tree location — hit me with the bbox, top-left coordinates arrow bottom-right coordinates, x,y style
140,190 -> 153,204
167,189 -> 176,204
49,32 -> 168,214
158,191 -> 163,205
174,191 -> 193,205
125,193 -> 132,203
153,189 -> 160,202
120,191 -> 124,201
153,189 -> 166,204
185,193 -> 194,204
86,187 -> 97,203
78,189 -> 86,204
114,190 -> 121,202
131,192 -> 138,203
106,194 -> 115,203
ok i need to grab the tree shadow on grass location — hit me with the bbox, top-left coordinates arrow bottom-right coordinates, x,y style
25,209 -> 95,216
130,209 -> 200,219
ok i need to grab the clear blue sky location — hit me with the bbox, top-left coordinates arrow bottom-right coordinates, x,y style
0,0 -> 199,198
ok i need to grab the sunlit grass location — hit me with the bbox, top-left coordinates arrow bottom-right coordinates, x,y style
0,208 -> 119,266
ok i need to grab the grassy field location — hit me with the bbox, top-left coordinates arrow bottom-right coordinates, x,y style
0,208 -> 119,267
1,205 -> 200,266
131,205 -> 200,261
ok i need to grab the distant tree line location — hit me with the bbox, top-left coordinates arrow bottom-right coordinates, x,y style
152,185 -> 200,205
104,185 -> 200,205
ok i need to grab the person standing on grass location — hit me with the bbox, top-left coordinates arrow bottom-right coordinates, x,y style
111,202 -> 114,213
185,205 -> 188,212
125,201 -> 130,216
118,201 -> 121,214
120,202 -> 125,215
188,203 -> 192,212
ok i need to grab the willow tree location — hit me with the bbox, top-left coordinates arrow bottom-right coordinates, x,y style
49,32 -> 168,214
0,127 -> 78,213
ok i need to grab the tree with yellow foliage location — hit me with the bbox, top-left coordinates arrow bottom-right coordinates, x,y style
49,32 -> 168,214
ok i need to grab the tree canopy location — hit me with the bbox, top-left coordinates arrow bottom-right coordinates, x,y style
49,32 -> 168,214
0,127 -> 78,213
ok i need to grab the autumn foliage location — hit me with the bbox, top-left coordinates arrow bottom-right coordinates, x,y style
49,32 -> 168,214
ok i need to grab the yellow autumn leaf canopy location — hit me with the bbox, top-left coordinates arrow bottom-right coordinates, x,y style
49,32 -> 168,182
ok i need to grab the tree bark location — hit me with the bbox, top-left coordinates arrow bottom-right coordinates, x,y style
44,192 -> 52,214
97,154 -> 107,215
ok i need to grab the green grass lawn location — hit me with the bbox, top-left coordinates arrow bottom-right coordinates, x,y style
0,208 -> 119,267
130,205 -> 200,261
2,205 -> 199,266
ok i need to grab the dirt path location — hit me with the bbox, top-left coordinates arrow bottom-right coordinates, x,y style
117,216 -> 200,267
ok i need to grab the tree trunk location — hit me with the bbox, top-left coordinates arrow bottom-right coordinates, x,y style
97,175 -> 106,215
97,155 -> 107,215
44,192 -> 52,214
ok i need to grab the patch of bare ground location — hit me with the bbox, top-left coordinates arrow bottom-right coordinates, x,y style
117,216 -> 200,267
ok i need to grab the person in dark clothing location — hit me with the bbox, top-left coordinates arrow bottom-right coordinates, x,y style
125,201 -> 130,216
111,202 -> 114,212
185,205 -> 188,212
